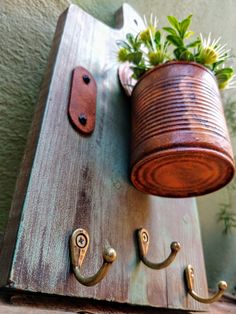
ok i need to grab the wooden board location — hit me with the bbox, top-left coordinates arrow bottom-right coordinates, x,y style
0,4 -> 208,312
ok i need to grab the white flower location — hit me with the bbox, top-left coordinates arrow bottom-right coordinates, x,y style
199,33 -> 231,65
143,13 -> 158,29
140,14 -> 158,43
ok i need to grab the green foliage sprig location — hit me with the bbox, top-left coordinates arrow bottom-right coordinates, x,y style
117,14 -> 235,89
218,203 -> 236,234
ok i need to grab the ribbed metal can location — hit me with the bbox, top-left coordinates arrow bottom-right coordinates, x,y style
130,61 -> 235,197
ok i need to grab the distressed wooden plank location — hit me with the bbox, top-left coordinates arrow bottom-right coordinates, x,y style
0,4 -> 208,312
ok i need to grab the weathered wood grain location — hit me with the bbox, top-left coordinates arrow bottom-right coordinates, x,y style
0,4 -> 209,312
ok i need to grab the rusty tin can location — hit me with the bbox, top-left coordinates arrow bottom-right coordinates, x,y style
130,61 -> 235,197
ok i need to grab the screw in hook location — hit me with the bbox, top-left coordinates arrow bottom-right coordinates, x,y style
76,234 -> 87,248
142,231 -> 149,243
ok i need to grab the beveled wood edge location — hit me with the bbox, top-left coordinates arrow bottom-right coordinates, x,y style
2,289 -> 235,314
0,5 -> 71,287
0,290 -> 201,314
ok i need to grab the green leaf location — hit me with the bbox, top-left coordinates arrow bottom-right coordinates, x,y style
164,39 -> 170,50
154,30 -> 161,45
187,39 -> 200,48
126,33 -> 134,45
127,52 -> 143,65
134,33 -> 141,45
166,35 -> 183,47
179,50 -> 194,61
179,15 -> 192,38
167,16 -> 180,32
212,59 -> 225,70
215,67 -> 234,79
116,40 -> 131,50
132,39 -> 142,51
215,68 -> 234,89
203,64 -> 213,71
131,66 -> 147,79
163,27 -> 177,36
173,47 -> 183,59
184,30 -> 194,39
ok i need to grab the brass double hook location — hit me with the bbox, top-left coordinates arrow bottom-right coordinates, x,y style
137,228 -> 181,270
70,228 -> 117,286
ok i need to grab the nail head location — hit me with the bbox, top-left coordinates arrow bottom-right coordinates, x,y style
82,75 -> 90,84
79,114 -> 87,126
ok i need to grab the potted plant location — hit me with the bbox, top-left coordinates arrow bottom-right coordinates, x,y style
117,14 -> 235,197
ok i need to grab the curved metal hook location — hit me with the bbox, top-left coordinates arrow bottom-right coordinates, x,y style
70,228 -> 117,286
137,228 -> 181,269
185,265 -> 227,304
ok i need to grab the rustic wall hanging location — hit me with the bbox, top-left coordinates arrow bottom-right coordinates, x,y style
0,4 -> 226,313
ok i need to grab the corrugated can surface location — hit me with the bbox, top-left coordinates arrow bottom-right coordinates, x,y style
131,62 -> 235,197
